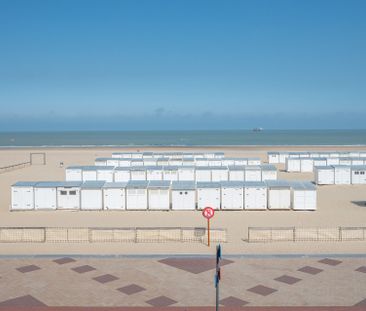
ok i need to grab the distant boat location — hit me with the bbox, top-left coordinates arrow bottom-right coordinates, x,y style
252,127 -> 263,132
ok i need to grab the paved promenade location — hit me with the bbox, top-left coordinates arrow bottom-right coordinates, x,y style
0,255 -> 365,308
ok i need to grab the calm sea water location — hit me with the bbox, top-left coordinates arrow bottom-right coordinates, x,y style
0,130 -> 365,147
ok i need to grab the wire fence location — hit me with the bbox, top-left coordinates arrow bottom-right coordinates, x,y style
0,227 -> 227,244
0,162 -> 31,174
248,226 -> 366,242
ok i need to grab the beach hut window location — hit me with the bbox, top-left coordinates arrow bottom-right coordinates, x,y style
60,190 -> 67,195
180,192 -> 183,195
69,191 -> 77,195
355,171 -> 359,175
185,191 -> 188,195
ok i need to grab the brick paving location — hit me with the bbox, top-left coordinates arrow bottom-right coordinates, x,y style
0,256 -> 365,307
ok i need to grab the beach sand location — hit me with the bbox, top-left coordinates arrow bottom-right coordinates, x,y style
1,146 -> 366,255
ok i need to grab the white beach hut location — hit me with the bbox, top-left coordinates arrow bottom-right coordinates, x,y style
126,181 -> 149,210
279,152 -> 289,164
131,152 -> 143,159
208,159 -> 222,166
291,181 -> 317,211
130,167 -> 147,181
351,166 -> 366,184
286,158 -> 301,172
118,159 -> 132,167
95,158 -> 108,166
243,181 -> 267,210
142,152 -> 154,159
313,158 -> 327,167
268,152 -> 280,164
114,167 -> 131,182
34,182 -> 60,210
314,166 -> 335,185
195,158 -> 209,167
57,181 -> 82,210
234,158 -> 248,166
211,167 -> 229,182
221,158 -> 235,166
351,158 -> 364,166
196,182 -> 221,210
162,166 -> 179,181
309,152 -> 320,158
178,166 -> 195,181
247,158 -> 261,166
169,158 -> 183,166
214,152 -> 225,159
146,166 -> 164,181
195,167 -> 212,182
329,151 -> 340,158
102,182 -> 127,210
11,182 -> 36,211
182,159 -> 195,167
260,165 -> 277,181
349,151 -> 360,157
244,166 -> 262,182
130,159 -> 144,167
220,181 -> 244,210
106,158 -> 119,167
82,166 -> 98,182
157,157 -> 170,166
171,181 -> 196,210
147,180 -> 171,210
65,166 -> 83,181
266,180 -> 291,210
96,166 -> 115,182
80,181 -> 104,210
338,158 -> 351,166
326,157 -> 340,166
300,158 -> 314,172
334,165 -> 351,185
228,166 -> 245,181
143,158 -> 158,166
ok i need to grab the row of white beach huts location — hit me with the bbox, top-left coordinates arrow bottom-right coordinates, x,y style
268,151 -> 366,164
65,165 -> 277,183
11,180 -> 316,211
110,152 -> 225,159
315,165 -> 366,185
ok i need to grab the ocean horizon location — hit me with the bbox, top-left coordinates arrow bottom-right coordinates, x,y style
0,130 -> 366,147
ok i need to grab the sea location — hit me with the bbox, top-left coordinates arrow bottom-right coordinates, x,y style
0,130 -> 365,147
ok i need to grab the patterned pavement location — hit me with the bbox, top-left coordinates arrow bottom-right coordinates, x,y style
0,255 -> 365,308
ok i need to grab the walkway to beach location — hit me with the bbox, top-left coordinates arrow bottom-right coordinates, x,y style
0,255 -> 365,308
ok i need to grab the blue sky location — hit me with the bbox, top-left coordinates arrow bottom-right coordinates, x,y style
0,0 -> 365,130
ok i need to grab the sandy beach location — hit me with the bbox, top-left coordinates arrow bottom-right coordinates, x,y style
1,146 -> 366,255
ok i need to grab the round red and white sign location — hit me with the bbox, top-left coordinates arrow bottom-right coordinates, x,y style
202,207 -> 215,219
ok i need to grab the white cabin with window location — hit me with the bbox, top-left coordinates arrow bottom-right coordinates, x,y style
196,182 -> 221,210
102,182 -> 127,210
80,181 -> 104,210
147,180 -> 170,210
57,181 -> 81,210
11,182 -> 37,211
351,166 -> 366,184
126,181 -> 148,210
171,181 -> 196,210
220,181 -> 244,210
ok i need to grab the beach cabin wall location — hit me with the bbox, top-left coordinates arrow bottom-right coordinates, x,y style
291,181 -> 317,211
268,152 -> 280,164
245,166 -> 262,182
148,181 -> 170,210
326,158 -> 340,166
95,158 -> 108,166
248,158 -> 261,166
196,182 -> 221,210
266,180 -> 291,210
351,166 -> 366,184
214,152 -> 225,159
286,158 -> 301,172
131,153 -> 143,159
130,167 -> 147,181
289,152 -> 300,159
118,159 -> 131,167
349,152 -> 360,157
310,152 -> 320,158
196,158 -> 209,166
195,167 -> 212,182
80,181 -> 104,210
57,182 -> 81,210
178,167 -> 195,181
163,167 -> 179,181
334,166 -> 351,185
221,158 -> 235,166
114,168 -> 131,182
338,158 -> 351,166
211,167 -> 229,182
126,181 -> 148,210
169,158 -> 183,166
143,152 -> 154,159
143,159 -> 157,166
131,159 -> 144,167
182,159 -> 195,167
102,182 -> 126,210
300,158 -> 314,172
208,159 -> 222,166
228,167 -> 245,181
106,158 -> 119,167
82,167 -> 98,182
11,182 -> 36,211
260,165 -> 277,181
96,167 -> 115,182
221,182 -> 244,210
314,166 -> 335,185
146,166 -> 163,181
244,182 -> 267,210
157,158 -> 170,166
313,158 -> 327,167
351,158 -> 364,165
171,182 -> 196,210
65,166 -> 83,181
34,182 -> 59,210
234,158 -> 248,166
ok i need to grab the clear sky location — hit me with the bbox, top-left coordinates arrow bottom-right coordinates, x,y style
0,0 -> 365,130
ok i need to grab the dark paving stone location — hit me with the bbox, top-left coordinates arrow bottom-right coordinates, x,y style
274,275 -> 302,285
298,266 -> 323,275
158,257 -> 234,274
146,295 -> 177,307
247,285 -> 277,296
219,296 -> 249,306
355,298 -> 366,306
117,284 -> 146,295
53,257 -> 76,265
71,265 -> 96,274
93,274 -> 119,284
0,295 -> 47,307
356,266 -> 366,273
318,258 -> 342,266
16,265 -> 41,273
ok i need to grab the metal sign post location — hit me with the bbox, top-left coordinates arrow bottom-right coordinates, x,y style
202,207 -> 215,247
